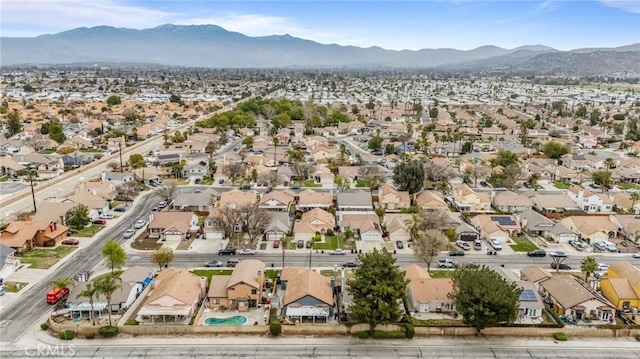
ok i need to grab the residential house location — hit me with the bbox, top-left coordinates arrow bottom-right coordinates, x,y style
560,216 -> 617,242
0,243 -> 20,280
280,267 -> 334,323
339,213 -> 382,241
451,184 -> 491,211
157,153 -> 182,166
517,209 -> 578,244
565,154 -> 591,171
0,221 -> 69,252
520,266 -> 552,289
293,208 -> 335,242
312,165 -> 335,188
61,152 -> 94,169
76,181 -> 117,201
383,214 -> 412,242
297,189 -> 333,211
259,190 -> 295,211
495,267 -> 544,321
207,259 -> 265,312
612,215 -> 640,242
101,171 -> 134,187
218,189 -> 256,209
378,184 -> 411,211
170,189 -> 215,212
525,191 -> 582,214
148,212 -> 198,240
404,264 -> 455,313
492,191 -> 534,213
539,274 -> 616,322
336,190 -> 374,211
182,164 -> 207,182
106,137 -> 125,153
414,190 -> 448,211
600,262 -> 640,311
445,212 -> 480,242
469,214 -> 521,242
311,144 -> 337,162
133,167 -> 163,186
203,209 -> 225,240
36,158 -> 64,179
264,212 -> 291,241
567,188 -> 614,213
31,201 -> 77,225
0,157 -> 25,176
612,192 -> 640,214
137,268 -> 205,324
338,166 -> 362,187
67,192 -> 110,219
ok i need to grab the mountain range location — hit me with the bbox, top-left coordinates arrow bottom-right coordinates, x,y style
1,24 -> 639,75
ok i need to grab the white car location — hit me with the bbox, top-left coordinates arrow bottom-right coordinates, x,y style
489,239 -> 502,251
238,249 -> 256,255
550,251 -> 568,258
99,213 -> 114,219
123,229 -> 135,239
330,249 -> 346,255
134,220 -> 147,229
633,252 -> 640,259
597,263 -> 609,271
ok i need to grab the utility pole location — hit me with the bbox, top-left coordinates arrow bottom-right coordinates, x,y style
28,169 -> 37,213
118,141 -> 124,173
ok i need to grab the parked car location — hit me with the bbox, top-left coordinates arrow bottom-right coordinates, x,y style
551,262 -> 571,270
489,239 -> 502,251
593,241 -> 607,251
291,185 -> 300,190
306,241 -> 312,249
438,259 -> 458,268
569,240 -> 587,251
218,179 -> 224,184
396,240 -> 404,249
123,229 -> 135,239
594,271 -> 606,280
473,239 -> 482,250
550,251 -> 568,258
597,263 -> 609,271
342,261 -> 359,268
448,250 -> 465,257
633,252 -> 640,259
114,207 -> 127,213
527,249 -> 546,257
238,249 -> 256,255
61,239 -> 79,246
330,249 -> 346,255
204,260 -> 224,267
297,240 -> 304,249
91,219 -> 107,225
99,213 -> 114,219
218,248 -> 237,255
456,240 -> 471,251
158,201 -> 167,208
226,259 -> 240,267
134,220 -> 147,229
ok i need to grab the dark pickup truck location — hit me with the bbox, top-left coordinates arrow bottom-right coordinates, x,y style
218,248 -> 237,255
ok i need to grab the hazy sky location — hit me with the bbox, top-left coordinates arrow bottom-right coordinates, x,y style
2,0 -> 639,50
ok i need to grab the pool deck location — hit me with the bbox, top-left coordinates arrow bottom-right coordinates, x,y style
199,307 -> 268,326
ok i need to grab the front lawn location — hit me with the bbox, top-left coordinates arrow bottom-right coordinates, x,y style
509,236 -> 538,252
428,270 -> 454,278
192,269 -> 234,285
302,180 -> 322,188
312,235 -> 340,250
617,182 -> 640,191
265,269 -> 280,280
553,182 -> 572,189
3,281 -> 28,292
355,180 -> 367,188
72,225 -> 105,238
16,246 -> 75,269
92,270 -> 124,282
0,176 -> 9,182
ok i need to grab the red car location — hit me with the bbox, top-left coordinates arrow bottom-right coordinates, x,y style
61,239 -> 79,246
92,219 -> 107,225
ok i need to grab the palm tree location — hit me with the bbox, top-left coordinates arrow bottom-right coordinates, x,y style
280,236 -> 293,269
630,191 -> 640,213
580,256 -> 598,283
95,275 -> 122,326
76,282 -> 98,325
604,158 -> 615,170
49,277 -> 74,291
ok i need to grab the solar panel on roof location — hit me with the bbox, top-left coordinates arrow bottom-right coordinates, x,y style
519,289 -> 538,302
491,216 -> 517,226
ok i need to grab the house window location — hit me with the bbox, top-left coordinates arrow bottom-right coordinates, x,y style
251,289 -> 257,295
212,299 -> 220,304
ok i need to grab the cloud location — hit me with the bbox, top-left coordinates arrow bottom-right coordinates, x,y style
600,0 -> 640,13
1,0 -> 173,36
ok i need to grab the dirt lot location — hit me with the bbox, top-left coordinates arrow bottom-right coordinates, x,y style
130,234 -> 162,251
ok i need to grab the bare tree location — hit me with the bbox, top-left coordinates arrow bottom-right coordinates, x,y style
222,163 -> 245,184
358,165 -> 386,189
415,209 -> 451,231
425,163 -> 455,183
107,161 -> 120,172
258,170 -> 285,192
237,204 -> 273,248
157,184 -> 177,202
412,229 -> 446,270
465,165 -> 488,188
117,181 -> 140,204
210,206 -> 241,239
291,162 -> 314,181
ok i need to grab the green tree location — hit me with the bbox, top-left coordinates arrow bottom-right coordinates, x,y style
580,256 -> 598,283
450,266 -> 522,335
101,240 -> 126,274
76,282 -> 98,324
106,96 -> 121,106
95,275 -> 122,326
392,160 -> 425,194
347,248 -> 409,334
64,205 -> 90,230
542,142 -> 570,159
630,191 -> 640,212
490,150 -> 519,168
242,136 -> 254,147
152,247 -> 174,271
6,110 -> 22,137
367,136 -> 383,151
592,170 -> 612,193
603,158 -> 615,169
49,277 -> 74,290
128,153 -> 146,169
169,94 -> 182,103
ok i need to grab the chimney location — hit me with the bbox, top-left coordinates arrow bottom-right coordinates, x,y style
330,276 -> 336,295
200,277 -> 207,299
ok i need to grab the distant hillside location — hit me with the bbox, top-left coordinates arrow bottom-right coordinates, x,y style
1,24 -> 637,75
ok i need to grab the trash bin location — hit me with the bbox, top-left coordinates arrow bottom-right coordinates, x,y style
271,263 -> 274,267
500,264 -> 504,267
359,249 -> 362,254
321,250 -> 324,254
393,250 -> 396,254
351,249 -> 354,254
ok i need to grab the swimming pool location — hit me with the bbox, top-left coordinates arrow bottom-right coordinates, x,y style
204,315 -> 248,326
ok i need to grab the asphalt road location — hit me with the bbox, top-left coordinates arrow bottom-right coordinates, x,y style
1,343 -> 639,358
0,192 -> 161,344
